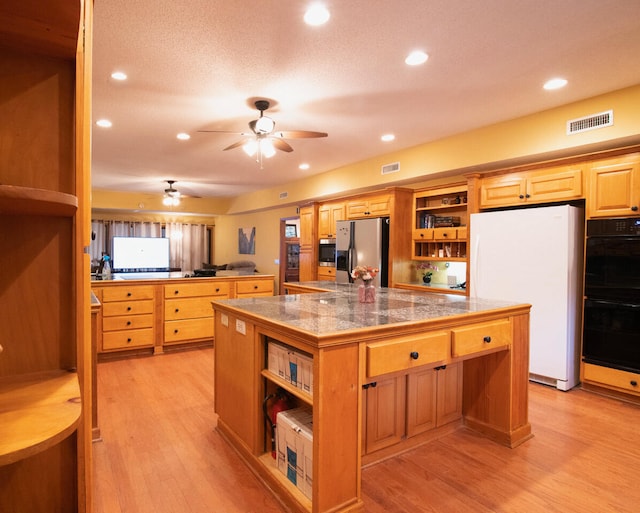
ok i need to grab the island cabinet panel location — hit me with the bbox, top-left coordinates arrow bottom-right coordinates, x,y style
363,375 -> 406,454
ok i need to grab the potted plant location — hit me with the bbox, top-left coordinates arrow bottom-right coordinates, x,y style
415,262 -> 438,284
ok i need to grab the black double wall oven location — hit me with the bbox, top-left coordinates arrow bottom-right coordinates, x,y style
583,217 -> 640,374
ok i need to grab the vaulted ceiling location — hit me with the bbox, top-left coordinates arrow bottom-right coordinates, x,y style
91,0 -> 640,200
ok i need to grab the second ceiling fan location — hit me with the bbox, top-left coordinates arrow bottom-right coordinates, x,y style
199,100 -> 327,160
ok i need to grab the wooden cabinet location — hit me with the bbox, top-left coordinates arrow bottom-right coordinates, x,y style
164,282 -> 229,345
318,202 -> 345,238
412,184 -> 468,262
587,155 -> 640,218
480,165 -> 583,208
346,193 -> 391,219
100,285 -> 156,352
0,2 -> 92,511
582,363 -> 640,398
298,204 -> 318,282
317,266 -> 336,281
93,276 -> 274,357
406,363 -> 463,437
362,375 -> 406,454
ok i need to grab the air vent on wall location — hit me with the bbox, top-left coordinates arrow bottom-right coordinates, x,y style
279,191 -> 288,200
566,110 -> 613,135
381,162 -> 400,175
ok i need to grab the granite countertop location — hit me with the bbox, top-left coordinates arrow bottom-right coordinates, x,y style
212,283 -> 526,337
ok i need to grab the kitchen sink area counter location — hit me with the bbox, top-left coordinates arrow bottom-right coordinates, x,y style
212,284 -> 532,513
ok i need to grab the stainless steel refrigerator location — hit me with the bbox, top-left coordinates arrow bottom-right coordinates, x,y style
469,204 -> 584,391
335,217 -> 389,287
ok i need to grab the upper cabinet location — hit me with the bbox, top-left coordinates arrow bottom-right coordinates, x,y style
412,184 -> 468,262
587,154 -> 640,219
318,201 -> 345,238
346,193 -> 391,219
480,165 -> 583,209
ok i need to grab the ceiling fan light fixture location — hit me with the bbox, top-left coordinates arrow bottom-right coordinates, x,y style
243,139 -> 258,157
255,115 -> 275,134
260,138 -> 276,158
163,195 -> 180,206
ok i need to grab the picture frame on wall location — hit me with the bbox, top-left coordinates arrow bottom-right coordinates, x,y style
285,224 -> 297,238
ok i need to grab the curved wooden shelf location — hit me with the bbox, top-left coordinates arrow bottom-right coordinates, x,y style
0,185 -> 78,217
0,370 -> 82,466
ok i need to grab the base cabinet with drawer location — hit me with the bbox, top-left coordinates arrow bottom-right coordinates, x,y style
92,275 -> 274,358
99,285 -> 156,353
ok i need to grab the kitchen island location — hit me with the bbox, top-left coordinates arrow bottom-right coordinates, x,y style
212,284 -> 531,513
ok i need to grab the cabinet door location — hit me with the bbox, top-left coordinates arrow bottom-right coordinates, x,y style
346,194 -> 390,218
480,175 -> 527,208
587,156 -> 640,218
527,167 -> 583,203
362,376 -> 406,454
318,202 -> 344,238
406,369 -> 437,437
436,363 -> 463,426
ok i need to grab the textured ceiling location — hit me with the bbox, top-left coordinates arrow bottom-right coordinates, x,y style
91,0 -> 640,199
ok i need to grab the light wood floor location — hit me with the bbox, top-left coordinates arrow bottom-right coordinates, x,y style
93,347 -> 640,513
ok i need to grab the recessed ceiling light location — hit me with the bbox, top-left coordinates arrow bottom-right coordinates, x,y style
299,163 -> 310,170
381,134 -> 395,142
405,50 -> 429,66
111,71 -> 127,81
543,78 -> 568,90
304,3 -> 330,26
96,119 -> 112,128
176,133 -> 190,140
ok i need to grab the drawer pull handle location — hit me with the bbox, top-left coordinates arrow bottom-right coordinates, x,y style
254,285 -> 258,289
215,288 -> 220,292
362,381 -> 378,390
174,329 -> 179,334
127,338 -> 132,343
127,292 -> 132,297
410,351 -> 419,360
174,290 -> 179,295
483,336 -> 492,343
175,308 -> 179,313
127,306 -> 132,311
126,321 -> 131,326
631,380 -> 638,387
632,206 -> 638,212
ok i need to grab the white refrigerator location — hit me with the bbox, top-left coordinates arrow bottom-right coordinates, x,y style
469,205 -> 583,391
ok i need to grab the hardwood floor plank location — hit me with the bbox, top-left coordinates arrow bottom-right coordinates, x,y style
94,347 -> 640,513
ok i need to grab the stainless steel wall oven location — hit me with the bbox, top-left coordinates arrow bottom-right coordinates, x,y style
583,218 -> 640,373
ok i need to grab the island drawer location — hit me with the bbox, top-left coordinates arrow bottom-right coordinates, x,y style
164,318 -> 214,343
102,328 -> 154,351
103,313 -> 153,332
102,299 -> 154,317
164,281 -> 229,298
101,285 -> 155,302
164,297 -> 216,320
451,318 -> 512,357
366,331 -> 449,377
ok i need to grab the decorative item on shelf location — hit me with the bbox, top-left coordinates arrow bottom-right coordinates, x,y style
351,265 -> 378,303
416,262 -> 438,284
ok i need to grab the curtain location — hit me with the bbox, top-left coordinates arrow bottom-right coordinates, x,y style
165,222 -> 207,273
90,220 -> 207,273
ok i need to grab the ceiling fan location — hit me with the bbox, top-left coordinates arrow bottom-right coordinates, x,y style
199,100 -> 327,162
163,180 -> 181,206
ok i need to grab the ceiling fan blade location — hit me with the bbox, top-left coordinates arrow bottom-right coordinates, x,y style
273,130 -> 328,139
271,138 -> 294,152
223,140 -> 247,151
198,129 -> 244,134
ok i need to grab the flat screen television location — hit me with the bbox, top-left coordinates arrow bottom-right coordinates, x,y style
112,236 -> 170,272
